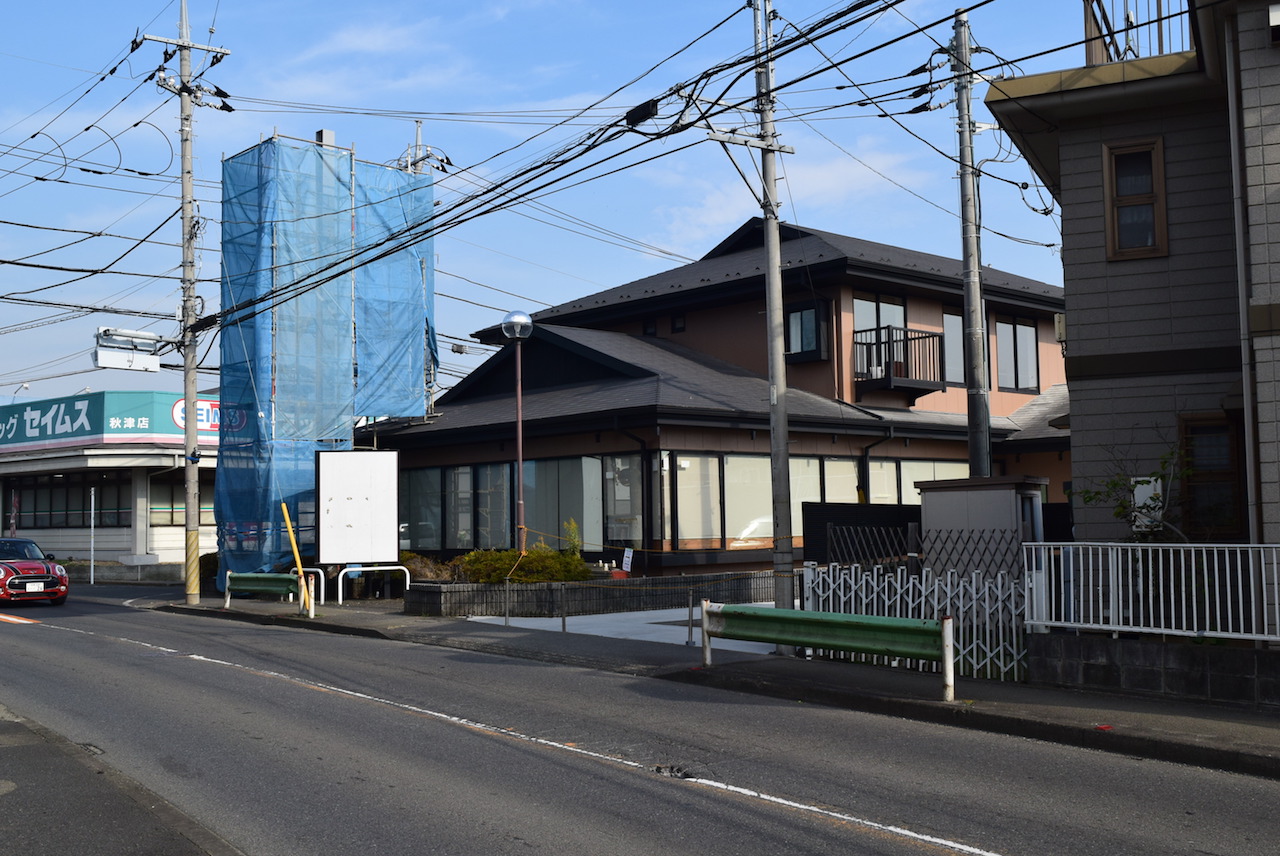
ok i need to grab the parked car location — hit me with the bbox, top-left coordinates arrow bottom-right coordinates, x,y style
0,538 -> 69,606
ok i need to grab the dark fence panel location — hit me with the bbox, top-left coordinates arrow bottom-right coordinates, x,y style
802,502 -> 922,566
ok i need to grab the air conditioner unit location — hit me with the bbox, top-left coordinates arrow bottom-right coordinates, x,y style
1130,477 -> 1163,533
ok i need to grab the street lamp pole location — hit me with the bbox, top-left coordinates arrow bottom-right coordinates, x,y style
502,312 -> 533,553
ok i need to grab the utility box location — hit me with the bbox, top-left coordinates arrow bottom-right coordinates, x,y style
916,475 -> 1047,540
913,476 -> 1048,575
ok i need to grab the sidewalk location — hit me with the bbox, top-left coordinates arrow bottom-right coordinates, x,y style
140,590 -> 1280,781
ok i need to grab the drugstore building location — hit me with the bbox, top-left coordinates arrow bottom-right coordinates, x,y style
0,391 -> 219,571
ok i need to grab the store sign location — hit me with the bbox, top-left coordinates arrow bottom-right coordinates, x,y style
0,392 -> 220,451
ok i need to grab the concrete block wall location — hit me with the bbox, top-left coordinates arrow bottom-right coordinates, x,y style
1027,632 -> 1280,709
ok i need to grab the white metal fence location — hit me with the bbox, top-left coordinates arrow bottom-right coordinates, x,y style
1024,542 -> 1280,642
803,563 -> 1025,681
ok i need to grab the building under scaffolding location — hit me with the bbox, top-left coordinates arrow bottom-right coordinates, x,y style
215,133 -> 435,578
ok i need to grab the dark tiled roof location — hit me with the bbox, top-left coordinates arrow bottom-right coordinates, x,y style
476,219 -> 1061,338
371,325 -> 1022,443
1001,383 -> 1070,444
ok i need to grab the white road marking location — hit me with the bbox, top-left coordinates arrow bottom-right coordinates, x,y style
36,621 -> 1006,856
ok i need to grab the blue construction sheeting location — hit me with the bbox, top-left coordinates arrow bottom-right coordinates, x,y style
215,136 -> 434,580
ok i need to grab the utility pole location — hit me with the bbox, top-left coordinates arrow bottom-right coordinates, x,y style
145,1 -> 230,604
952,11 -> 991,478
754,0 -> 795,620
708,2 -> 794,623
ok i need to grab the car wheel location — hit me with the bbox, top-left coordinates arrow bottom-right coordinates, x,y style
49,595 -> 67,606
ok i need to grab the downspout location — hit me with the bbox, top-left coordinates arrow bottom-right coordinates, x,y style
1226,15 -> 1261,543
857,428 -> 894,503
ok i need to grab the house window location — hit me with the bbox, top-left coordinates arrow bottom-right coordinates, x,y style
854,293 -> 905,330
854,293 -> 906,376
1180,416 -> 1244,540
943,310 -> 965,385
785,300 -> 829,361
1104,138 -> 1166,259
995,317 -> 1038,391
642,318 -> 657,337
670,314 -> 685,334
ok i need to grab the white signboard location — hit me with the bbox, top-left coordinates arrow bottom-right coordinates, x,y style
317,450 -> 399,564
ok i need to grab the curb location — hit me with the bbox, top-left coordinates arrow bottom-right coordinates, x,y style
661,665 -> 1280,781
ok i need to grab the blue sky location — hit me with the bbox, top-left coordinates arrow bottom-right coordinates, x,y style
0,0 -> 1083,400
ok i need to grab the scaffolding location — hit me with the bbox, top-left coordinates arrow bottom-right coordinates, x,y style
215,135 -> 435,578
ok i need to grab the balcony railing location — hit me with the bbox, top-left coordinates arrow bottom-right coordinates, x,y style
852,326 -> 943,403
1084,1 -> 1194,65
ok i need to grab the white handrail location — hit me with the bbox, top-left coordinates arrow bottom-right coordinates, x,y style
290,567 -> 326,605
337,565 -> 410,605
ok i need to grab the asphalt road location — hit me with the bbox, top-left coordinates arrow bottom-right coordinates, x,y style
1,593 -> 1277,856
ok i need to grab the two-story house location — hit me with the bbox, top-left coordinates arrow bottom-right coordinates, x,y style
366,219 -> 1067,575
987,1 -> 1266,543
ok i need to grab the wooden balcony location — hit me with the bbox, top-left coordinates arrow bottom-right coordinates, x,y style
853,326 -> 945,405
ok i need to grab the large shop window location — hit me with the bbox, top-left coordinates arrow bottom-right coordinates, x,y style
1104,138 -> 1166,259
674,454 -> 722,551
899,460 -> 970,505
3,471 -> 134,529
149,476 -> 216,526
399,468 -> 442,551
525,457 -> 604,551
605,454 -> 643,549
445,466 -> 473,550
475,463 -> 511,550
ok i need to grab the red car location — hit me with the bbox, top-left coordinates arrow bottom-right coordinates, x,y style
0,538 -> 69,606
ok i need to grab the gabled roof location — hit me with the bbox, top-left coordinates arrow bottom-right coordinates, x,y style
474,218 -> 1061,341
369,325 -> 1023,444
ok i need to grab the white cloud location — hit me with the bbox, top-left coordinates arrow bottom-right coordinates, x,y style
635,133 -> 938,256
289,21 -> 440,65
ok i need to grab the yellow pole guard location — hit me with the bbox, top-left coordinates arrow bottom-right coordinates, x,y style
280,502 -> 312,612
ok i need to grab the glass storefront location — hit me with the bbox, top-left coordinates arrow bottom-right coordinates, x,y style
397,452 -> 966,556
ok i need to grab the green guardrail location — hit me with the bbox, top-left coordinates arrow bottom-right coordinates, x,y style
223,571 -> 303,613
701,601 -> 955,702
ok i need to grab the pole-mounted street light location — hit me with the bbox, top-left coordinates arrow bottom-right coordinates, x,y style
501,311 -> 533,553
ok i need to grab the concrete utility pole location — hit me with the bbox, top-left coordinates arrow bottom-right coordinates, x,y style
145,1 -> 230,604
710,2 -> 794,626
753,0 -> 795,619
952,11 -> 991,478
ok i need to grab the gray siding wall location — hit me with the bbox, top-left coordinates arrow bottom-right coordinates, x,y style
1239,2 -> 1280,541
1060,107 -> 1236,357
1058,95 -> 1238,540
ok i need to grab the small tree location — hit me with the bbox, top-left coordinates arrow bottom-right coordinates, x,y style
1073,446 -> 1190,542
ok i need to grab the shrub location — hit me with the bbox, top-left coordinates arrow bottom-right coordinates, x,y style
398,550 -> 462,581
458,543 -> 591,584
